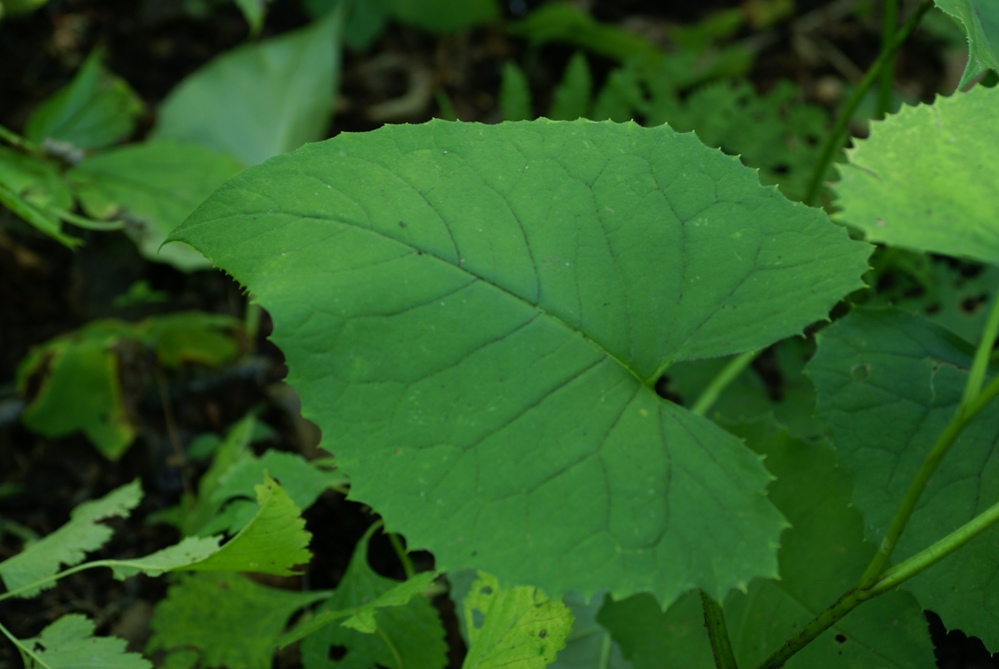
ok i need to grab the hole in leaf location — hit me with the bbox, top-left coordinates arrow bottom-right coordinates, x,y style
328,645 -> 348,660
654,375 -> 682,404
472,608 -> 485,628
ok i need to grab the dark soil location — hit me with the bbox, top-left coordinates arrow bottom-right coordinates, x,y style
0,1 -> 995,667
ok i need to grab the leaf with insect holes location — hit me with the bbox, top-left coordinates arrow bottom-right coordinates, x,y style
462,571 -> 573,669
169,119 -> 869,607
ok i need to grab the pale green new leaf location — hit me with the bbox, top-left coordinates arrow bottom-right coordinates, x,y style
25,48 -> 143,150
462,571 -> 573,669
148,572 -> 327,669
0,480 -> 141,597
110,474 -> 312,578
183,473 -> 312,574
151,9 -> 342,166
935,0 -> 999,88
807,308 -> 999,650
296,531 -> 446,669
170,119 -> 869,605
109,536 -> 222,580
833,85 -> 999,265
16,614 -> 151,669
67,141 -> 243,271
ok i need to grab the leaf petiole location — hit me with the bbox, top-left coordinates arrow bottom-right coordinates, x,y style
690,349 -> 760,417
960,286 -> 999,407
701,590 -> 739,669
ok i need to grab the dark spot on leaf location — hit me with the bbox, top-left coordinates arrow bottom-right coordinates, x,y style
539,629 -> 547,638
398,220 -> 406,227
850,363 -> 871,382
835,633 -> 847,644
960,294 -> 987,314
654,375 -> 682,404
479,586 -> 493,595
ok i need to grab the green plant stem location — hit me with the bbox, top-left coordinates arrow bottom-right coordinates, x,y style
803,0 -> 933,206
876,0 -> 899,118
690,350 -> 759,417
755,498 -> 999,669
871,497 -> 999,594
0,620 -> 45,667
388,532 -> 416,579
858,368 -> 999,587
701,590 -> 739,669
961,288 -> 999,406
0,123 -> 36,152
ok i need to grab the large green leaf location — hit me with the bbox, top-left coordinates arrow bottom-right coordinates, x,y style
598,420 -> 934,669
171,119 -> 869,605
150,10 -> 343,166
935,0 -> 999,88
833,85 -> 999,265
807,308 -> 999,650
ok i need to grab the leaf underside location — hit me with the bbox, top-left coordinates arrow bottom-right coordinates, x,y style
172,119 -> 869,605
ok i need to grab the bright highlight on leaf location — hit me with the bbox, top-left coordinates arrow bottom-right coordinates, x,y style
833,85 -> 999,264
170,118 -> 869,606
